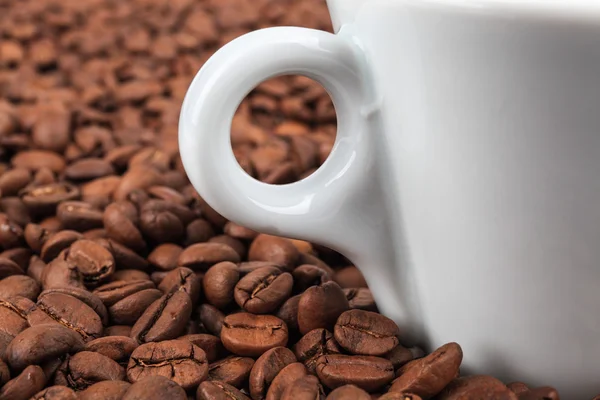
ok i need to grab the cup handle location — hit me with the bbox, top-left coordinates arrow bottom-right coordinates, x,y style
179,26 -> 372,243
179,27 -> 420,340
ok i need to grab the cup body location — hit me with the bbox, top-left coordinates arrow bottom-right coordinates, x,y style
333,0 -> 600,396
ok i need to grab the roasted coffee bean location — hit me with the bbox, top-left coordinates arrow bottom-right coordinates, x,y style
12,150 -> 65,173
28,256 -> 46,283
208,356 -> 254,388
507,382 -> 530,395
40,230 -> 83,263
198,304 -> 225,336
298,282 -> 349,334
281,374 -> 325,400
221,313 -> 288,357
103,202 -> 146,253
112,269 -> 150,282
140,199 -> 197,226
0,365 -> 46,400
113,166 -> 164,202
389,343 -> 463,398
344,288 -> 377,311
293,329 -> 342,375
197,381 -> 250,400
385,345 -> 416,370
248,235 -> 299,271
65,239 -> 115,286
28,292 -> 103,341
0,247 -> 31,270
437,375 -> 517,400
179,334 -> 223,363
57,201 -> 104,231
326,384 -> 371,400
139,208 -> 184,244
0,198 -> 31,228
158,266 -> 201,305
203,262 -> 239,309
518,387 -> 560,400
24,224 -> 50,254
0,256 -> 23,279
147,243 -> 182,271
147,186 -> 187,204
0,213 -> 24,250
266,362 -> 307,400
40,287 -> 109,326
41,258 -> 85,290
109,288 -> 163,325
103,239 -> 149,271
20,183 -> 80,216
85,336 -> 138,364
293,264 -> 331,292
276,294 -> 301,333
178,243 -> 240,271
224,222 -> 258,241
209,235 -> 247,259
105,325 -> 132,337
0,359 -> 9,386
334,266 -> 368,288
316,354 -> 395,392
334,309 -> 399,356
93,280 -> 155,306
81,176 -> 121,209
0,297 -> 34,344
234,266 -> 293,314
64,158 -> 115,181
127,340 -> 208,390
0,275 -> 39,300
0,168 -> 31,197
297,253 -> 335,277
237,261 -> 283,276
249,347 -> 296,399
6,324 -> 85,371
54,351 -> 125,390
122,376 -> 187,400
31,385 -> 78,400
130,290 -> 192,343
78,380 -> 131,400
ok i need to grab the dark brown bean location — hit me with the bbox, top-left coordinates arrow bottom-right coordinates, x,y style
334,309 -> 399,356
0,275 -> 39,300
127,340 -> 208,390
249,347 -> 297,400
224,222 -> 258,241
437,375 -> 517,400
298,281 -> 349,334
203,261 -> 239,309
81,176 -> 121,209
221,313 -> 288,357
0,256 -> 23,279
276,294 -> 301,333
316,354 -> 395,392
209,235 -> 247,260
31,385 -> 78,400
0,213 -> 24,250
130,290 -> 192,343
234,266 -> 293,314
21,183 -> 80,216
105,325 -> 132,337
293,329 -> 342,375
54,351 -> 125,390
93,280 -> 155,306
344,288 -> 377,311
334,266 -> 368,288
112,269 -> 150,282
157,266 -> 202,305
85,336 -> 138,364
198,304 -> 225,336
103,202 -> 146,253
0,365 -> 46,400
197,381 -> 250,400
78,380 -> 131,400
122,376 -> 187,400
248,235 -> 299,271
0,359 -> 9,386
64,158 -> 115,181
281,375 -> 325,400
293,264 -> 331,292
139,208 -> 184,244
41,258 -> 85,290
179,334 -> 223,363
113,166 -> 164,202
11,150 -> 65,173
24,224 -> 50,254
57,201 -> 104,232
40,287 -> 109,326
0,247 -> 32,270
389,343 -> 463,398
109,288 -> 163,325
147,243 -> 182,271
40,230 -> 83,263
178,243 -> 241,271
208,356 -> 254,388
65,239 -> 115,286
326,384 -> 371,400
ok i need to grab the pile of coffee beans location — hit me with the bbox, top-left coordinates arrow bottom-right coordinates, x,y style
0,0 -> 590,398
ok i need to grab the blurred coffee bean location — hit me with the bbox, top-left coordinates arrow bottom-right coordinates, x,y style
208,356 -> 254,388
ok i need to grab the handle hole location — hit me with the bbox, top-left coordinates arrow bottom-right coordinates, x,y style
231,75 -> 337,185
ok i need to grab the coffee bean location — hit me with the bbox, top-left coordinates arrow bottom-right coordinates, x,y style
237,261 -> 283,276
518,387 -> 560,400
334,266 -> 368,288
39,217 -> 62,233
139,208 -> 184,244
234,266 -> 293,314
326,384 -> 371,400
293,329 -> 342,375
248,235 -> 299,271
109,288 -> 163,325
221,313 -> 288,357
24,224 -> 50,254
113,166 -> 164,202
178,243 -> 240,271
266,362 -> 307,400
31,385 -> 78,400
197,380 -> 250,400
103,201 -> 146,253
0,297 -> 34,347
298,282 -> 349,334
281,375 -> 325,400
57,201 -> 104,232
0,168 -> 31,197
249,346 -> 296,400
0,257 -> 23,279
0,214 -> 24,250
297,253 -> 335,277
21,183 -> 80,216
85,336 -> 138,364
27,256 -> 46,284
130,290 -> 192,343
127,339 -> 208,390
344,288 -> 377,311
41,258 -> 85,290
78,380 -> 131,400
64,158 -> 115,181
389,343 -> 463,398
147,186 -> 187,204
437,375 -> 517,400
40,230 -> 83,263
93,280 -> 155,307
0,247 -> 31,271
112,269 -> 150,281
54,351 -> 125,390
316,354 -> 394,392
293,264 -> 331,292
385,345 -> 416,370
81,176 -> 121,209
209,235 -> 247,259
0,365 -> 46,400
184,219 -> 215,246
66,239 -> 115,286
6,324 -> 85,371
334,309 -> 399,356
0,275 -> 39,300
11,150 -> 65,173
203,262 -> 239,309
198,304 -> 225,336
140,199 -> 197,226
105,325 -> 132,337
208,356 -> 254,388
40,287 -> 109,326
28,292 -> 103,341
507,382 -> 530,395
122,376 -> 187,400
224,222 -> 258,241
179,334 -> 223,363
158,266 -> 201,305
147,243 -> 182,271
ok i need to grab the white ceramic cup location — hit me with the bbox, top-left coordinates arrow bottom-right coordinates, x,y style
179,0 -> 600,396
